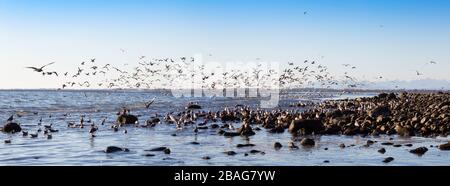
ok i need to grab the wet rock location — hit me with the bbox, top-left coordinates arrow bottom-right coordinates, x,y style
339,143 -> 346,148
274,142 -> 283,149
104,146 -> 129,153
409,147 -> 428,156
438,142 -> 450,150
381,142 -> 394,146
146,147 -> 168,151
300,138 -> 315,146
393,144 -> 402,147
116,114 -> 138,125
249,150 -> 263,154
190,142 -> 200,145
404,144 -> 413,147
383,157 -> 394,163
324,148 -> 328,150
2,122 -> 22,133
288,119 -> 324,134
236,144 -> 255,148
223,132 -> 240,137
202,156 -> 211,160
186,104 -> 202,110
4,140 -> 11,144
378,148 -> 386,154
171,134 -> 177,137
197,126 -> 208,130
366,140 -> 375,146
224,151 -> 237,156
163,148 -> 171,154
268,126 -> 285,133
144,154 -> 155,157
211,124 -> 220,129
323,160 -> 330,163
217,130 -> 226,135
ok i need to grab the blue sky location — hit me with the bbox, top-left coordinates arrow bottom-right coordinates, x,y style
1,0 -> 449,88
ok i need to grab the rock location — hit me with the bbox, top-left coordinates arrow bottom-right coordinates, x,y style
236,144 -> 255,148
324,148 -> 328,150
323,160 -> 330,163
116,114 -> 138,124
146,147 -> 168,151
144,154 -> 155,157
381,142 -> 394,146
223,132 -> 240,137
104,146 -> 129,153
409,147 -> 428,156
249,150 -> 263,154
190,142 -> 200,145
268,126 -> 285,133
378,148 -> 386,154
339,143 -> 346,148
171,134 -> 177,137
224,151 -> 237,156
300,138 -> 315,146
404,144 -> 413,147
186,104 -> 202,110
202,156 -> 211,160
274,142 -> 283,149
438,142 -> 450,150
217,130 -> 226,135
368,105 -> 391,118
383,157 -> 394,163
163,148 -> 171,154
393,144 -> 402,147
4,140 -> 11,144
366,140 -> 375,146
2,122 -> 22,133
211,124 -> 220,129
288,119 -> 324,134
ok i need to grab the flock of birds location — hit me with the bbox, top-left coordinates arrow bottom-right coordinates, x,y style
24,51 -> 440,91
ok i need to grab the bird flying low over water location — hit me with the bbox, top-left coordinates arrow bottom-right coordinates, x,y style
26,62 -> 55,73
145,97 -> 156,109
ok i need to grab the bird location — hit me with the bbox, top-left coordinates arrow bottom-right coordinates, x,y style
145,97 -> 156,109
416,70 -> 423,76
304,11 -> 307,15
91,58 -> 96,63
6,115 -> 13,122
25,62 -> 55,73
429,61 -> 437,64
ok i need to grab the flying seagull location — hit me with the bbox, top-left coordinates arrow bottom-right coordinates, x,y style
26,62 -> 55,73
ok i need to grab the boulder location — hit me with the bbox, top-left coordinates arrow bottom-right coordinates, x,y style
438,142 -> 450,150
2,122 -> 22,133
288,119 -> 324,135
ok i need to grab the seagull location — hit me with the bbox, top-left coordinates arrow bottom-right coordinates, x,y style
25,62 -> 55,73
429,61 -> 437,64
416,70 -> 423,76
145,97 -> 156,109
304,11 -> 307,15
91,58 -> 96,63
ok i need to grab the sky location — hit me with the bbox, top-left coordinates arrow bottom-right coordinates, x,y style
1,0 -> 449,89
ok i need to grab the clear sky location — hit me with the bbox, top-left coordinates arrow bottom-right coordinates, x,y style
1,0 -> 449,89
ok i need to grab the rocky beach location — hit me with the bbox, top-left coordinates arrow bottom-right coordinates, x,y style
1,90 -> 449,165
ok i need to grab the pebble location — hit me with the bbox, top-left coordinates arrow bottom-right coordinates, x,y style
378,148 -> 386,154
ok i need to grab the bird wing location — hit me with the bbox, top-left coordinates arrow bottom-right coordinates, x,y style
145,97 -> 156,108
25,67 -> 39,71
41,62 -> 55,69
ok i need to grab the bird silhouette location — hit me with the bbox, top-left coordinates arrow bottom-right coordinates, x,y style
26,62 -> 55,73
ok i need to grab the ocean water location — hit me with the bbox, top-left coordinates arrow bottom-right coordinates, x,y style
0,89 -> 449,166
